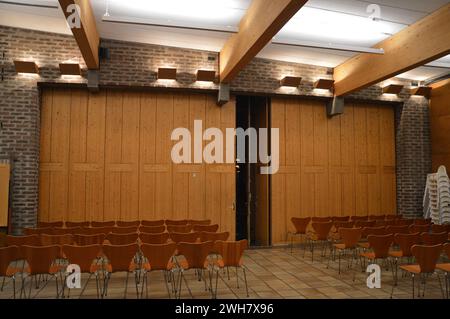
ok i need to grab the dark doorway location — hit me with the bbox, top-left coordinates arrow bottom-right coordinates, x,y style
235,96 -> 271,246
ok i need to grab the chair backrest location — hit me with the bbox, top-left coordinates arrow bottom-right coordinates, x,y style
311,222 -> 333,240
331,216 -> 350,222
444,243 -> 450,259
177,241 -> 214,269
386,225 -> 410,235
385,215 -> 397,220
421,232 -> 448,245
38,221 -> 63,228
367,234 -> 394,258
362,226 -> 388,238
106,232 -> 139,245
169,232 -> 200,244
116,221 -> 141,227
414,218 -> 431,225
73,233 -> 106,246
40,234 -> 73,246
62,244 -> 102,273
0,233 -> 5,248
214,240 -> 248,267
411,244 -> 442,273
167,224 -> 193,233
6,235 -> 40,247
355,220 -> 377,228
0,246 -> 20,276
192,224 -> 219,232
23,228 -> 52,236
165,219 -> 189,226
376,220 -> 397,227
21,245 -> 61,275
50,227 -> 81,235
199,231 -> 230,243
311,217 -> 332,222
290,217 -> 311,234
139,232 -> 170,244
91,221 -> 116,227
187,219 -> 211,226
431,224 -> 450,234
369,215 -> 385,220
102,244 -> 139,273
333,221 -> 354,231
76,226 -> 113,235
141,220 -> 165,227
110,226 -> 138,234
351,216 -> 369,221
395,219 -> 414,226
139,225 -> 166,234
339,227 -> 362,248
394,233 -> 421,257
409,224 -> 430,234
65,221 -> 90,228
140,242 -> 177,271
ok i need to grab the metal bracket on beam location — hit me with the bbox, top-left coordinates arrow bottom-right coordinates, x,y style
87,70 -> 99,93
217,83 -> 230,106
326,96 -> 344,117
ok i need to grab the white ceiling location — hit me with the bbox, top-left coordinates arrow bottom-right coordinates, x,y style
0,0 -> 449,81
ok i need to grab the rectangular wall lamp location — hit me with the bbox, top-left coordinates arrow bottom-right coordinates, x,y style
59,63 -> 81,75
158,67 -> 177,80
410,86 -> 432,98
197,70 -> 216,82
14,60 -> 39,74
280,76 -> 302,87
314,79 -> 335,90
382,84 -> 404,94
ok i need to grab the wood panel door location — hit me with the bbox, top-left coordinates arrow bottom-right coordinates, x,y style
271,98 -> 396,244
39,88 -> 236,238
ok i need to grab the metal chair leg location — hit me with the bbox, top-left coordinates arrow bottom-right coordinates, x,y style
242,267 -> 249,297
236,267 -> 239,288
124,272 -> 129,299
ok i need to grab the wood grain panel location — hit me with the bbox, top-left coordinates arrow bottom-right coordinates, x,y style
430,79 -> 450,171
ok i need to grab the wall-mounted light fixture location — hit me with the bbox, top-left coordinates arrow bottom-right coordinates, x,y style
158,67 -> 177,80
410,86 -> 431,98
314,79 -> 335,90
14,60 -> 39,74
59,63 -> 81,75
196,70 -> 216,82
382,84 -> 403,94
280,76 -> 302,87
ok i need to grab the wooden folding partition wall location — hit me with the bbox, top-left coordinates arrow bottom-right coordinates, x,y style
39,88 -> 236,237
271,98 -> 396,244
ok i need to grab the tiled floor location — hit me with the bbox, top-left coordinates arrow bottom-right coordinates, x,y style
0,246 -> 447,299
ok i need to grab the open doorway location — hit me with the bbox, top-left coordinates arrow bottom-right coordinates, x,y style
235,96 -> 271,246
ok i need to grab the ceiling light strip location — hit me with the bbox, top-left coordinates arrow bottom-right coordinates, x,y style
272,40 -> 385,55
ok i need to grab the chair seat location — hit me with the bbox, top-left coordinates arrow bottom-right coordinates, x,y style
388,250 -> 404,258
105,261 -> 139,273
360,252 -> 376,260
89,264 -> 103,274
5,266 -> 22,277
358,242 -> 370,249
333,243 -> 346,250
399,264 -> 421,274
49,264 -> 66,274
436,263 -> 450,272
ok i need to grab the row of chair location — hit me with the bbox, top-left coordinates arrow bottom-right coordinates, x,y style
24,224 -> 220,236
3,231 -> 230,247
36,219 -> 212,229
0,239 -> 248,299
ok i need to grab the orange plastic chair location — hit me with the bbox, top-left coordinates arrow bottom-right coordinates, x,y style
354,220 -> 377,228
106,233 -> 139,245
116,221 -> 141,227
307,221 -> 333,262
436,243 -> 450,299
165,220 -> 189,226
40,234 -> 73,246
176,241 -> 214,299
23,228 -> 52,236
0,246 -> 21,299
169,232 -> 201,244
351,216 -> 369,221
141,220 -> 165,227
330,221 -> 355,242
414,218 -> 432,225
91,221 -> 116,227
62,244 -> 103,298
385,215 -> 398,220
101,244 -> 140,298
358,226 -> 388,249
421,232 -> 448,245
409,224 -> 430,234
73,233 -> 106,246
192,224 -> 219,233
328,227 -> 362,274
386,225 -> 410,235
65,221 -> 90,228
212,240 -> 249,298
140,243 -> 177,298
199,232 -> 230,243
76,227 -> 113,235
188,220 -> 211,226
167,225 -> 193,233
139,232 -> 170,245
110,226 -> 138,234
431,224 -> 450,234
376,220 -> 397,227
6,235 -> 40,247
359,234 -> 394,284
389,232 -> 421,285
288,217 -> 311,253
50,227 -> 81,235
138,225 -> 166,234
21,245 -> 63,298
395,219 -> 414,226
369,215 -> 385,221
38,221 -> 63,228
311,217 -> 332,222
331,216 -> 350,222
395,244 -> 444,299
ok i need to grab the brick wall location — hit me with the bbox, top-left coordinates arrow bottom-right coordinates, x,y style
0,25 -> 429,232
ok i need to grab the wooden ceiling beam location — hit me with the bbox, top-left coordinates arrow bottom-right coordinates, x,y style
333,3 -> 450,97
